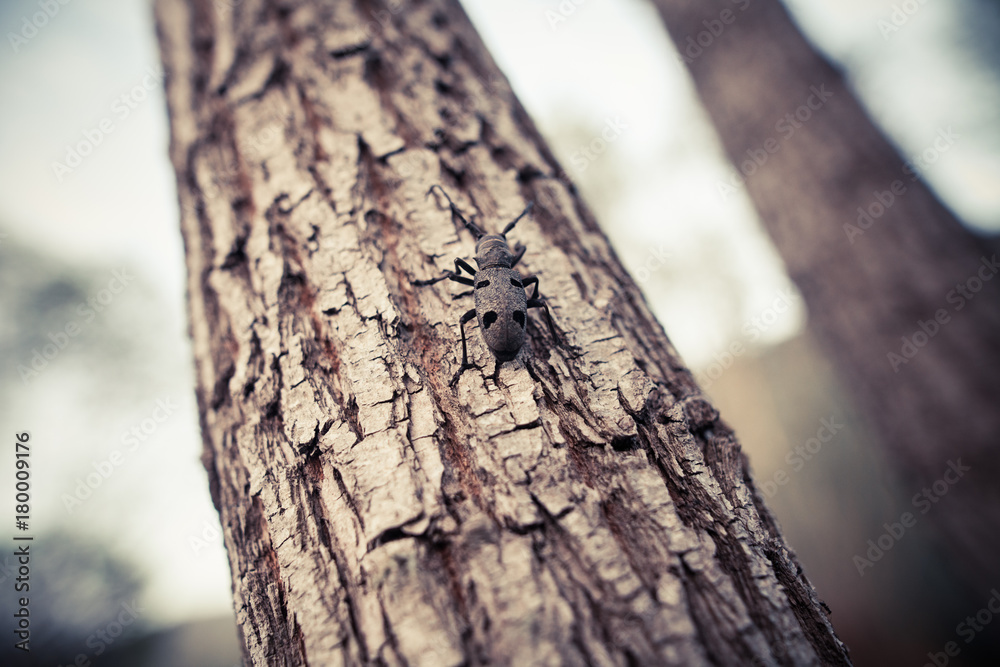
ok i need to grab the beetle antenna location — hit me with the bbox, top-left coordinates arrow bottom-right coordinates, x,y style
428,185 -> 487,240
501,201 -> 534,237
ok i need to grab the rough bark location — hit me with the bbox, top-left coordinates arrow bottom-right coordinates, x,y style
650,0 -> 1000,591
156,0 -> 851,664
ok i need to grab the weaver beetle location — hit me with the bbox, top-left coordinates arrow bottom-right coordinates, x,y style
427,185 -> 556,382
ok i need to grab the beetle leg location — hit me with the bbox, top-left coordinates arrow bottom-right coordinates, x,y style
458,308 -> 478,366
501,201 -> 534,236
521,275 -> 539,300
448,258 -> 477,295
489,359 -> 503,386
454,257 -> 477,277
522,276 -> 555,336
527,297 -> 558,339
415,257 -> 477,287
450,308 -> 480,386
509,243 -> 526,268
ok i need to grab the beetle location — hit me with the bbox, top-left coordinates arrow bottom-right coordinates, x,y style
426,185 -> 555,381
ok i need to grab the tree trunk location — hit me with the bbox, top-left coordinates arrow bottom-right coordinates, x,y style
155,0 -> 851,664
650,0 -> 1000,591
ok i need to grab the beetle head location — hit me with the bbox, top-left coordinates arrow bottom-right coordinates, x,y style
475,235 -> 513,269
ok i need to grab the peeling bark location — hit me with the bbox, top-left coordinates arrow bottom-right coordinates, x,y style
650,0 -> 1000,593
156,0 -> 851,664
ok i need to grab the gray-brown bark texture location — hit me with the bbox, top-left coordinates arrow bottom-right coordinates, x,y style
651,0 -> 1000,591
156,0 -> 851,664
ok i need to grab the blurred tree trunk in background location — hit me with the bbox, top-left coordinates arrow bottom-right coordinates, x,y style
650,0 -> 1000,592
156,0 -> 850,664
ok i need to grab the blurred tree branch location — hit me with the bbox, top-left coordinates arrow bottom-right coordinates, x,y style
651,0 -> 1000,592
